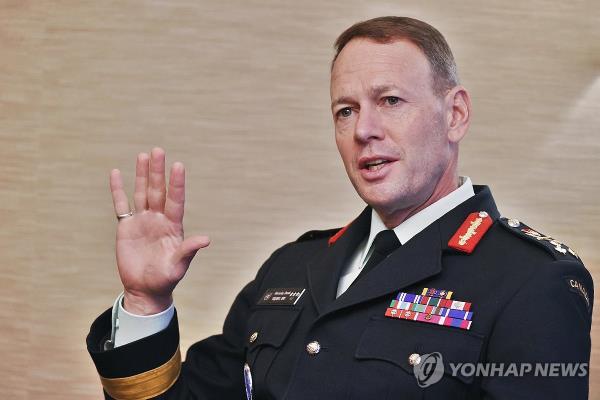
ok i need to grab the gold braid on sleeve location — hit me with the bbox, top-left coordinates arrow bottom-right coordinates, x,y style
99,346 -> 181,400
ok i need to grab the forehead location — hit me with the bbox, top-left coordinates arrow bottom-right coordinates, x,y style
330,38 -> 433,96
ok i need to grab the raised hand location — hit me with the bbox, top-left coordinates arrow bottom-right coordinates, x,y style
109,148 -> 210,315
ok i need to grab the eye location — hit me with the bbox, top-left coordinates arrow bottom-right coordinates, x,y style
385,96 -> 401,105
337,107 -> 352,118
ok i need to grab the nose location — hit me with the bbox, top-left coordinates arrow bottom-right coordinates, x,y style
354,105 -> 384,143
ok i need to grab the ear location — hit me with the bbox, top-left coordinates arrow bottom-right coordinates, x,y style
444,85 -> 471,143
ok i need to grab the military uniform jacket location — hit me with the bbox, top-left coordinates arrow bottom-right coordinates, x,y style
87,186 -> 594,399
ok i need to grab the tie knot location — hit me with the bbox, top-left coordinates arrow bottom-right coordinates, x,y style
371,229 -> 401,256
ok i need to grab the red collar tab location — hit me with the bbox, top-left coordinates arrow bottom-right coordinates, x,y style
448,211 -> 493,254
328,224 -> 350,246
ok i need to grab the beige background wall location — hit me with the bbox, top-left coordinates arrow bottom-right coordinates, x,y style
1,0 -> 599,398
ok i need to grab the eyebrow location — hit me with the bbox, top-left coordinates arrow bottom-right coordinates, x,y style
330,84 -> 403,110
330,96 -> 354,110
370,84 -> 402,97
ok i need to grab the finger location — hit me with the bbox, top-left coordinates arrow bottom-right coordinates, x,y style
147,147 -> 166,212
109,169 -> 131,216
173,235 -> 211,265
133,152 -> 150,211
164,162 -> 185,223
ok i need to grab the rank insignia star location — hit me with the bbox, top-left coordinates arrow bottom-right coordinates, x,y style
521,228 -> 577,257
499,218 -> 581,260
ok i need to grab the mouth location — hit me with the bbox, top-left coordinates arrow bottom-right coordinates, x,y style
362,159 -> 392,171
357,156 -> 398,181
359,156 -> 397,171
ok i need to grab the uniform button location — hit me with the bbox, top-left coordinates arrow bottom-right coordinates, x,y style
408,353 -> 421,366
249,332 -> 258,344
507,218 -> 520,228
306,341 -> 321,355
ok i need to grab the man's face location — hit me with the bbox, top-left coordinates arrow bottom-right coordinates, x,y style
330,38 -> 454,215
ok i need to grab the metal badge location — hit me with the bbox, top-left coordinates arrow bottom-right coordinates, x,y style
521,227 -> 577,256
244,363 -> 253,400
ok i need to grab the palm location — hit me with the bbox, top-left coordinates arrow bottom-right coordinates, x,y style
117,212 -> 184,295
110,148 -> 210,314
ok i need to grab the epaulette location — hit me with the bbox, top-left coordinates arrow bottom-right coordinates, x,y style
498,217 -> 580,261
296,228 -> 342,242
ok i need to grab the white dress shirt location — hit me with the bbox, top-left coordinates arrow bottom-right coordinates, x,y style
112,293 -> 175,347
113,177 -> 475,347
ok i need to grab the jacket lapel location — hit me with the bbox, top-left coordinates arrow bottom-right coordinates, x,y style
323,218 -> 443,317
306,206 -> 371,315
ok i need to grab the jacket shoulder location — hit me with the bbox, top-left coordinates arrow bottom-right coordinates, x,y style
296,228 -> 341,243
497,217 -> 581,262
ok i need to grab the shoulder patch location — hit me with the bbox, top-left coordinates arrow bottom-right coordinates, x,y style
498,217 -> 580,261
564,276 -> 592,313
296,228 -> 341,243
448,211 -> 494,254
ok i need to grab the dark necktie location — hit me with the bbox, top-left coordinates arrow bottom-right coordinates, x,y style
358,229 -> 401,279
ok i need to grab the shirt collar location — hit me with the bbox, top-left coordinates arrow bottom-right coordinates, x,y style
361,176 -> 475,265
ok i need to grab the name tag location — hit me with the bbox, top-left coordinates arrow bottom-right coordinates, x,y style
258,288 -> 306,306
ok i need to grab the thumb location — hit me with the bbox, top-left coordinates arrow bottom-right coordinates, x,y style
173,235 -> 210,264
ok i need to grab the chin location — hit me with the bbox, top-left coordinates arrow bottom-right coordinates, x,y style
356,179 -> 427,216
359,188 -> 405,213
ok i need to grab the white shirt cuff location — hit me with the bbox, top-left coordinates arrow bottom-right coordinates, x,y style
111,293 -> 175,348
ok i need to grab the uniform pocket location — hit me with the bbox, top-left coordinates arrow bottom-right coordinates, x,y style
353,316 -> 485,399
244,307 -> 302,378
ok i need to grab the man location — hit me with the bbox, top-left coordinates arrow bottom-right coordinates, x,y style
87,17 -> 593,399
